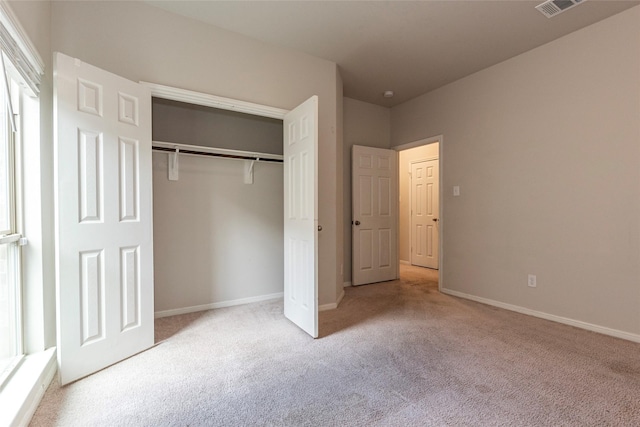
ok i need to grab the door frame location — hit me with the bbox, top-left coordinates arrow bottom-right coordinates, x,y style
140,82 -> 289,120
140,82 -> 319,336
392,135 -> 444,291
140,83 -> 290,310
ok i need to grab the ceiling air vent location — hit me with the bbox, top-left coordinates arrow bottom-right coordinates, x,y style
536,0 -> 585,18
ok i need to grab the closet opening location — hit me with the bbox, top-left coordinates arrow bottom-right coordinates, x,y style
150,97 -> 286,318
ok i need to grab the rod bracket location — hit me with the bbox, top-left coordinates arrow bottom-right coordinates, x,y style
169,147 -> 179,181
244,160 -> 256,184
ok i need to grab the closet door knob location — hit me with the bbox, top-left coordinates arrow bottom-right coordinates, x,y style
354,220 -> 361,226
318,225 -> 323,231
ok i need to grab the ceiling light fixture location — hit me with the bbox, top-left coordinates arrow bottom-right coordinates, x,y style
383,90 -> 394,98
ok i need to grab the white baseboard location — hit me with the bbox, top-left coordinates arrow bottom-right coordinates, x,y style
155,292 -> 284,318
318,302 -> 336,311
319,289 -> 345,312
0,347 -> 57,427
336,289 -> 345,306
441,288 -> 640,344
343,281 -> 352,288
399,260 -> 410,265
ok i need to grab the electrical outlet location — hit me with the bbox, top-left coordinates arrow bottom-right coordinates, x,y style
527,274 -> 537,288
453,186 -> 460,196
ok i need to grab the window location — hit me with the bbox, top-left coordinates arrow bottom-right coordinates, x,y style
0,4 -> 46,425
0,54 -> 23,387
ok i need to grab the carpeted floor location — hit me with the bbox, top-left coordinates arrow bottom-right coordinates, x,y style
30,265 -> 640,426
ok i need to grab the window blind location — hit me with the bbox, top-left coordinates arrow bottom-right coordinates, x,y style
0,2 -> 44,95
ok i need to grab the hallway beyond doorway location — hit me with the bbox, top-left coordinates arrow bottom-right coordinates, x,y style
399,263 -> 438,287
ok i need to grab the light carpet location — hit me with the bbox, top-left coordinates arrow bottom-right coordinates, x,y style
30,265 -> 640,426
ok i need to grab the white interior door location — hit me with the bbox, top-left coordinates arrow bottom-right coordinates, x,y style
410,159 -> 439,269
54,52 -> 154,384
283,96 -> 318,338
352,145 -> 398,286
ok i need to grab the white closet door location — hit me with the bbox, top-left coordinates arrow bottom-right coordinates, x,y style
54,52 -> 154,384
283,96 -> 318,338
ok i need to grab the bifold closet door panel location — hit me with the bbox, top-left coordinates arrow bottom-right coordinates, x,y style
152,152 -> 284,313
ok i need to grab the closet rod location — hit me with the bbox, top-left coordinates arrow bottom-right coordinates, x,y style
152,141 -> 283,163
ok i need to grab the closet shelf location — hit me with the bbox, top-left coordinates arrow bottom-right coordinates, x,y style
152,141 -> 283,163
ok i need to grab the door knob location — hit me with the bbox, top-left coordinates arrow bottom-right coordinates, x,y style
318,225 -> 323,231
354,220 -> 361,226
432,218 -> 439,222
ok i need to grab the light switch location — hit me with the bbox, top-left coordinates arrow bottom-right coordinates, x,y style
453,186 -> 460,196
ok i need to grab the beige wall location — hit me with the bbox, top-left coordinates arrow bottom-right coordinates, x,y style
152,99 -> 283,154
398,143 -> 439,264
335,69 -> 345,300
391,7 -> 640,336
152,102 -> 285,313
51,1 -> 342,307
152,154 -> 284,313
342,97 -> 391,284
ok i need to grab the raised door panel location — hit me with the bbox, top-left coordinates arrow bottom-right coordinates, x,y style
120,246 -> 140,331
79,250 -> 105,345
119,137 -> 139,222
78,130 -> 103,223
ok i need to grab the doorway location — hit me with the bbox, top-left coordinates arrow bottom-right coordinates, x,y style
146,86 -> 320,337
396,138 -> 441,277
350,137 -> 442,289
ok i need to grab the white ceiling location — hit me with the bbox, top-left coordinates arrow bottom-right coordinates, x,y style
146,1 -> 639,107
